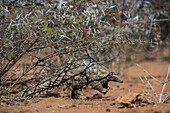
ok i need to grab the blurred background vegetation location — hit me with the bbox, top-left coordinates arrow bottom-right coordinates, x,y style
0,0 -> 169,96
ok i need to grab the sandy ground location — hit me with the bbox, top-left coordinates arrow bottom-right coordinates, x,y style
0,50 -> 170,113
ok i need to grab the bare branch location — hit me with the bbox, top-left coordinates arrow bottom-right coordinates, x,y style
144,76 -> 159,101
137,74 -> 150,89
136,64 -> 162,84
159,65 -> 170,102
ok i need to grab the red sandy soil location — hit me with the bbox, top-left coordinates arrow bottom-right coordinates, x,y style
0,51 -> 170,113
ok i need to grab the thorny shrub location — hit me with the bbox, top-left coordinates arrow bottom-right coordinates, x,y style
0,0 -> 169,97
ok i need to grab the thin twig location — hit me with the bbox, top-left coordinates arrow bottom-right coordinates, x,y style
136,64 -> 162,84
137,65 -> 170,103
159,65 -> 170,102
144,76 -> 159,101
137,74 -> 150,89
0,32 -> 35,78
19,32 -> 33,49
165,65 -> 170,81
164,93 -> 170,103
